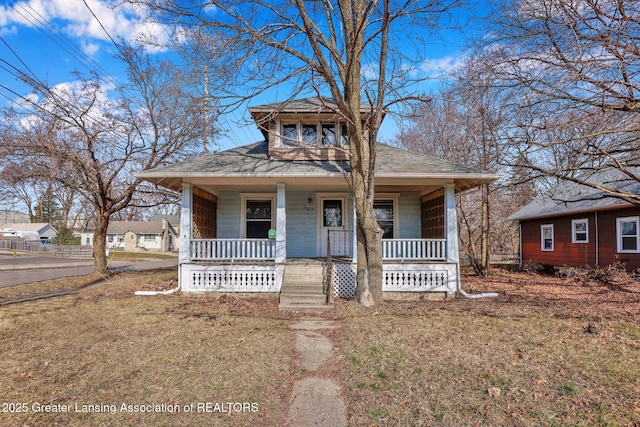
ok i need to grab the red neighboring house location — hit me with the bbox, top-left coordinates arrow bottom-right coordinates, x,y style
509,177 -> 640,271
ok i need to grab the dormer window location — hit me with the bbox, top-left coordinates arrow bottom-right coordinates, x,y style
282,124 -> 298,146
341,123 -> 349,147
302,124 -> 317,144
277,120 -> 349,148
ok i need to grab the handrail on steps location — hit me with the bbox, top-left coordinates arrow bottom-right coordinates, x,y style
325,232 -> 334,305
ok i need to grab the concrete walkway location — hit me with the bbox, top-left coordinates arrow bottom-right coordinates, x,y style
286,318 -> 348,427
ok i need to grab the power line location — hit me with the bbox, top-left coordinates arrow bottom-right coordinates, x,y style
11,0 -> 121,91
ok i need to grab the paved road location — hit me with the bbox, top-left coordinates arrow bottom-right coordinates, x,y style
0,253 -> 177,288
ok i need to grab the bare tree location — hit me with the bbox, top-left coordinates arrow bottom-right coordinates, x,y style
487,0 -> 640,203
399,54 -> 512,275
133,0 -> 460,306
0,47 -> 205,272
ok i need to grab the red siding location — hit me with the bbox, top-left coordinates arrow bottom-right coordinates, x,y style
520,207 -> 640,271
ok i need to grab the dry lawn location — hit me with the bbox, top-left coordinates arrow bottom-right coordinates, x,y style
1,268 -> 639,426
0,272 -> 296,426
333,268 -> 640,426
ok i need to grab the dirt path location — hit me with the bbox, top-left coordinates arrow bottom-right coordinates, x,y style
286,317 -> 347,427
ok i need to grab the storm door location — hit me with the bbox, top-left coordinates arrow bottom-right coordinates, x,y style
319,198 -> 348,256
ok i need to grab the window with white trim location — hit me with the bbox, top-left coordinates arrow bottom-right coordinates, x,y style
617,216 -> 640,253
571,219 -> 588,243
277,121 -> 349,147
374,199 -> 397,239
301,124 -> 317,144
541,224 -> 554,251
281,124 -> 298,146
244,198 -> 274,238
321,123 -> 336,146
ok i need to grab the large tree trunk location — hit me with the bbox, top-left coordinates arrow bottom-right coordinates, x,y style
353,180 -> 383,306
93,214 -> 109,273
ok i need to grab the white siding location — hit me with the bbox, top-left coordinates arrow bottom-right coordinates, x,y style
285,191 -> 318,257
215,190 -> 420,256
399,192 -> 421,239
216,192 -> 241,238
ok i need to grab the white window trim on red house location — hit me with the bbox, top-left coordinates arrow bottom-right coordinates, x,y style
541,224 -> 554,251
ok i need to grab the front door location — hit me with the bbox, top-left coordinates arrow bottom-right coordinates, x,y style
319,198 -> 346,256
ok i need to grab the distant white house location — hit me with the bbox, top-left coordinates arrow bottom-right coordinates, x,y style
0,223 -> 58,242
78,230 -> 94,247
106,220 -> 176,252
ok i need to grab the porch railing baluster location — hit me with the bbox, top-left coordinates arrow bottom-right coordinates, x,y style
381,238 -> 447,261
191,238 -> 276,261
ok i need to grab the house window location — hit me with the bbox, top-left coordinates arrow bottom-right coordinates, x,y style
282,124 -> 298,146
541,224 -> 554,251
143,234 -> 155,242
340,123 -> 349,147
374,200 -> 395,239
571,219 -> 588,243
245,199 -> 273,238
617,216 -> 640,253
278,121 -> 349,147
301,124 -> 317,144
108,235 -> 114,243
321,124 -> 336,146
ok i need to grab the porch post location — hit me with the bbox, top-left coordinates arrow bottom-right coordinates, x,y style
444,183 -> 459,264
276,183 -> 286,263
179,183 -> 192,264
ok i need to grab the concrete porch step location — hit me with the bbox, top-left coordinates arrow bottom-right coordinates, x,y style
282,284 -> 325,294
279,261 -> 332,312
277,303 -> 334,313
280,293 -> 327,305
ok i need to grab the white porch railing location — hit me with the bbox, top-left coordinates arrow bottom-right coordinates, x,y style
191,239 -> 276,261
382,239 -> 447,261
329,230 -> 353,257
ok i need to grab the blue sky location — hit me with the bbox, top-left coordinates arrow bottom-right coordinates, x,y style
0,0 -> 486,151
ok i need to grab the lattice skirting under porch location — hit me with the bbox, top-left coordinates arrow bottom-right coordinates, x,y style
330,263 -> 458,299
181,263 -> 282,292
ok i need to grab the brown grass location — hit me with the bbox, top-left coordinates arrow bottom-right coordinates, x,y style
0,272 -> 295,427
2,268 -> 640,426
0,273 -> 107,300
331,268 -> 640,426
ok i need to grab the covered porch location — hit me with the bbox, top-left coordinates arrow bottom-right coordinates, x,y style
177,181 -> 462,297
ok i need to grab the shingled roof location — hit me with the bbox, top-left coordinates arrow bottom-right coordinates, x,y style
509,171 -> 640,221
136,140 -> 499,192
247,96 -> 372,116
107,221 -> 174,235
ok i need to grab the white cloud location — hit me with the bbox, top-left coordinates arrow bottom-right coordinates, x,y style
419,56 -> 467,78
361,63 -> 378,80
81,40 -> 100,57
0,0 -> 167,50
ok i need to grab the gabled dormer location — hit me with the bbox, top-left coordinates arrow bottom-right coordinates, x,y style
248,96 -> 373,161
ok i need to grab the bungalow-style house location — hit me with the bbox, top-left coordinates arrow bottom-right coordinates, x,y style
0,222 -> 58,242
509,173 -> 640,271
106,220 -> 176,252
137,97 -> 498,305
